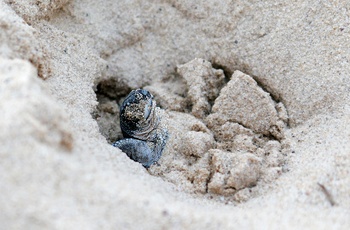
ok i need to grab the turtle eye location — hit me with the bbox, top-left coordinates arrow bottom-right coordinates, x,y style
144,99 -> 152,120
138,89 -> 150,97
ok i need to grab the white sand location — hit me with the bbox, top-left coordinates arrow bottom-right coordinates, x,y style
1,0 -> 349,229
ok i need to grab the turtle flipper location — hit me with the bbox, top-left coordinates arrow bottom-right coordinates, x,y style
149,128 -> 169,164
113,138 -> 154,168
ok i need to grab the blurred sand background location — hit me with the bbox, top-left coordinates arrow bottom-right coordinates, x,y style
0,0 -> 349,229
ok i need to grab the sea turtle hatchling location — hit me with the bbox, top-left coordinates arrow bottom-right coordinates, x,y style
112,89 -> 169,168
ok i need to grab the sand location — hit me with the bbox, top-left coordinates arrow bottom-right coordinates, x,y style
1,0 -> 349,229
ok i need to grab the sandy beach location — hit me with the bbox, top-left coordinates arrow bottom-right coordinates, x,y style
1,0 -> 349,229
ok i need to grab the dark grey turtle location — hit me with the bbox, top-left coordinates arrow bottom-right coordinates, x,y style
113,89 -> 168,168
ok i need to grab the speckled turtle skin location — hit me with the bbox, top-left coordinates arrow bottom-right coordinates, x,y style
113,89 -> 168,168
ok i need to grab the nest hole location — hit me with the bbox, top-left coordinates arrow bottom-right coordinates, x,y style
92,78 -> 131,144
91,60 -> 290,204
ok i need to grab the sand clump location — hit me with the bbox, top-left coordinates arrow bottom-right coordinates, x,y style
5,0 -> 70,23
144,58 -> 289,201
176,58 -> 225,119
95,59 -> 288,201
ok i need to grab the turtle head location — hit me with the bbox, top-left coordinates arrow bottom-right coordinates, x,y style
119,89 -> 157,139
